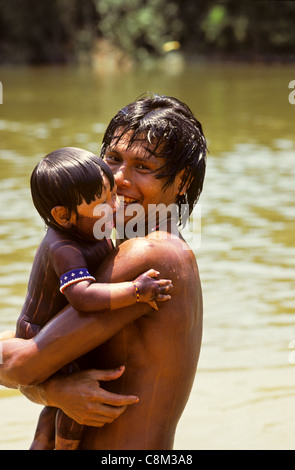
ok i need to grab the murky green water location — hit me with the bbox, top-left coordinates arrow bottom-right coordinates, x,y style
0,62 -> 295,449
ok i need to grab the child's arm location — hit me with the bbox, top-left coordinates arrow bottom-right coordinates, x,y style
51,240 -> 172,312
61,268 -> 172,312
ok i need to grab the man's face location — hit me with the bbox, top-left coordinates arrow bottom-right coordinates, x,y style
103,131 -> 182,229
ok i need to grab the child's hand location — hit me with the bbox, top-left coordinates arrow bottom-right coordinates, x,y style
133,269 -> 173,310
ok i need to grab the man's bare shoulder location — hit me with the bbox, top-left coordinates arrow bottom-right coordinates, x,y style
112,234 -> 198,284
119,233 -> 194,262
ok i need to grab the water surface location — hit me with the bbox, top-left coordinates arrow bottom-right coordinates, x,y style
0,62 -> 295,449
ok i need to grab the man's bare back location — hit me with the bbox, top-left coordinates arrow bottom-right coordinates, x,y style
79,232 -> 203,450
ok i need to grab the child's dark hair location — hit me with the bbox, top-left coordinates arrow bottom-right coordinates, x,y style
31,147 -> 115,228
101,93 -> 207,224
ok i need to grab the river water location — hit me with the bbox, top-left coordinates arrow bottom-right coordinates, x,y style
0,61 -> 295,449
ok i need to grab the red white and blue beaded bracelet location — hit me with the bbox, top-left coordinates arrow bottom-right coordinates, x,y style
60,268 -> 96,294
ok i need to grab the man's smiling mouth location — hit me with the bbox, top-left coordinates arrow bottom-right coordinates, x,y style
118,195 -> 139,207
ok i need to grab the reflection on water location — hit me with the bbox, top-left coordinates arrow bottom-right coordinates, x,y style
200,141 -> 295,370
0,63 -> 295,449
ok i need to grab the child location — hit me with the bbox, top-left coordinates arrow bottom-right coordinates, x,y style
15,147 -> 173,450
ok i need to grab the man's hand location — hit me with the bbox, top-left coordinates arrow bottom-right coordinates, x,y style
42,366 -> 139,427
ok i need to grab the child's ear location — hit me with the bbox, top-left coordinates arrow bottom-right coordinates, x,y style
51,206 -> 73,228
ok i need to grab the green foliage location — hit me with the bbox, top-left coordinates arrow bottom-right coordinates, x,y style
199,1 -> 295,55
0,0 -> 295,64
201,5 -> 229,43
94,0 -> 181,60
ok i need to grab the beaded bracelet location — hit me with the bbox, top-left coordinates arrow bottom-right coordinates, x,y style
132,282 -> 140,302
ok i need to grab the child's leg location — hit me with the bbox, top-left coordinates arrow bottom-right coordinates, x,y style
30,406 -> 57,450
55,409 -> 84,450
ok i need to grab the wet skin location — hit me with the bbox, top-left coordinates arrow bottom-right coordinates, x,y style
0,134 -> 203,449
78,135 -> 203,449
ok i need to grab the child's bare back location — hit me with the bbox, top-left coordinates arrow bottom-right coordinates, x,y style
16,227 -> 113,339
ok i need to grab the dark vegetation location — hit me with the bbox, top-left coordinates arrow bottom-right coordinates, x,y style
0,0 -> 294,64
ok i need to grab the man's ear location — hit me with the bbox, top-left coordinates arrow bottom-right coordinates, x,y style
51,206 -> 73,228
177,169 -> 189,196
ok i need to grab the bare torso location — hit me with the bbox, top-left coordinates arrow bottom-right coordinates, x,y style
79,232 -> 203,450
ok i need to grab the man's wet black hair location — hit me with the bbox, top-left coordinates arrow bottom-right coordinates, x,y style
101,93 -> 207,224
30,147 -> 115,228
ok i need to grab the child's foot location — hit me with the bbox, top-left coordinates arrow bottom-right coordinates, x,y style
30,437 -> 55,450
55,436 -> 80,450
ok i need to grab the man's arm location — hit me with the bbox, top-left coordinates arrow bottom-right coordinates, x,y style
0,300 -> 150,388
0,336 -> 141,426
0,237 -> 191,429
0,238 -> 175,388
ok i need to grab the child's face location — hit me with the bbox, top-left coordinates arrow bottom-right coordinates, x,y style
70,176 -> 118,240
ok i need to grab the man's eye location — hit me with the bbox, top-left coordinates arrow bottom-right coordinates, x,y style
105,154 -> 120,163
137,164 -> 150,170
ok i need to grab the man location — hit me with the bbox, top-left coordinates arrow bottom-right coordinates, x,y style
0,94 -> 206,449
